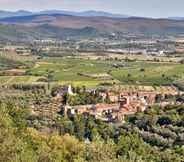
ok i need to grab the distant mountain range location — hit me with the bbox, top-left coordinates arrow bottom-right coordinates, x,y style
0,10 -> 129,19
0,10 -> 33,18
168,17 -> 184,20
1,10 -> 184,20
0,11 -> 184,42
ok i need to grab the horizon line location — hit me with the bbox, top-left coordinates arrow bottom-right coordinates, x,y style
0,9 -> 183,19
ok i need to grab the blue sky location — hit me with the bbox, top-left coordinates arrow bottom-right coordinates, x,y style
0,0 -> 184,18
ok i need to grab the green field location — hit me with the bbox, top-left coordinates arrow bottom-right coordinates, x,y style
111,62 -> 184,85
0,52 -> 36,71
1,57 -> 184,87
0,76 -> 41,84
29,58 -> 184,85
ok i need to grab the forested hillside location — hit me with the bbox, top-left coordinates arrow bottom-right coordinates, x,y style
0,100 -> 183,162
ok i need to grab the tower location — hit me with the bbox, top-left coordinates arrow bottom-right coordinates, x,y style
68,85 -> 74,95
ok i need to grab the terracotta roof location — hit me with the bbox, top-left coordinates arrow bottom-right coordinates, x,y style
95,103 -> 119,110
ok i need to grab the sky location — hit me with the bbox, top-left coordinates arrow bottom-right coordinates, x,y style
0,0 -> 184,18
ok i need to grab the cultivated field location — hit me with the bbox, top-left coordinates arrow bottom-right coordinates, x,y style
111,61 -> 184,85
0,56 -> 184,87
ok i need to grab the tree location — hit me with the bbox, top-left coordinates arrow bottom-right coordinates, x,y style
45,70 -> 54,91
157,116 -> 172,126
140,68 -> 145,72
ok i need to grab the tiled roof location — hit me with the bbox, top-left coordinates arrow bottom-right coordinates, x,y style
95,103 -> 119,110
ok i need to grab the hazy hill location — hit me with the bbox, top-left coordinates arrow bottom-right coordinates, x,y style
0,10 -> 128,19
0,10 -> 32,18
39,10 -> 129,18
168,17 -> 184,20
1,14 -> 184,41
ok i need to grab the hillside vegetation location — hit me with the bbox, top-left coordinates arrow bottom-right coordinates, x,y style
0,100 -> 184,162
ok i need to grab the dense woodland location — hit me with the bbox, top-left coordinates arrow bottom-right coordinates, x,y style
0,99 -> 184,162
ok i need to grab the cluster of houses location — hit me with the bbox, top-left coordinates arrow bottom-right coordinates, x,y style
56,85 -> 182,122
63,95 -> 147,122
107,48 -> 175,56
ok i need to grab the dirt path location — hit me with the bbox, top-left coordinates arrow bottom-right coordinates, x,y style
34,62 -> 54,68
6,76 -> 14,84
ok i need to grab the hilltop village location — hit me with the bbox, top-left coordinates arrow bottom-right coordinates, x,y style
27,84 -> 183,123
